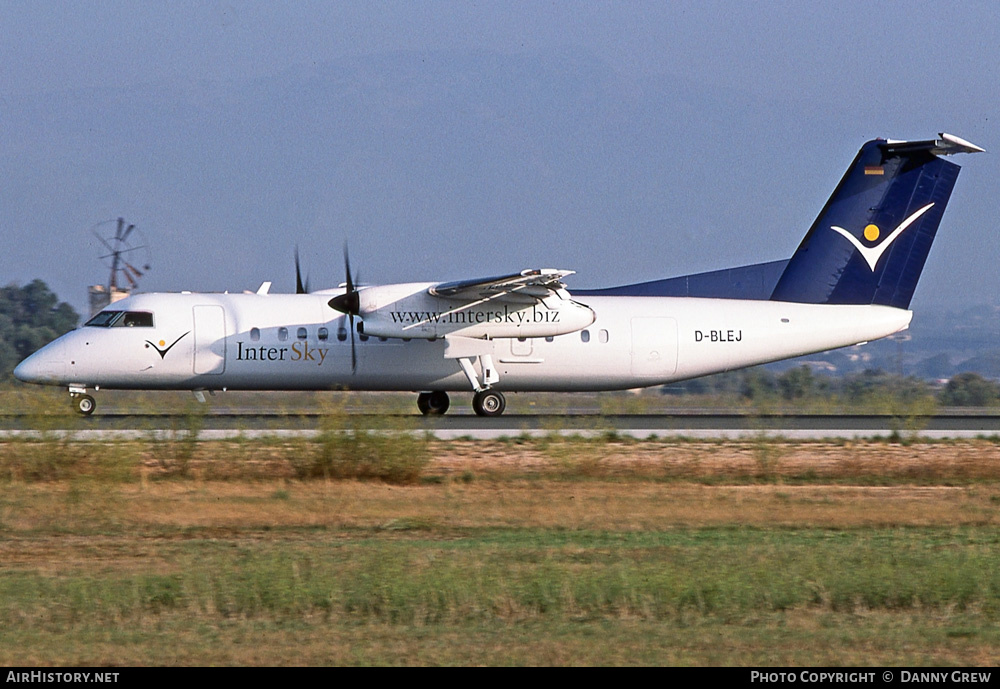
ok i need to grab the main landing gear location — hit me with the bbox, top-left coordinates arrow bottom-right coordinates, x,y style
417,349 -> 507,417
472,389 -> 506,417
415,389 -> 507,418
417,391 -> 450,415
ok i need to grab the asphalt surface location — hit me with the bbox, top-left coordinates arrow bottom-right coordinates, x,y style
3,410 -> 1000,439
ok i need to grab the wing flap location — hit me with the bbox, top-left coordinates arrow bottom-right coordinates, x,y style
428,269 -> 574,302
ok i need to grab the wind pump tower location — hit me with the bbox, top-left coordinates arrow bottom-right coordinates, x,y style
88,218 -> 152,316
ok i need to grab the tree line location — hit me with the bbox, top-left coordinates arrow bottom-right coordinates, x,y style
0,280 -> 79,380
662,365 -> 1000,407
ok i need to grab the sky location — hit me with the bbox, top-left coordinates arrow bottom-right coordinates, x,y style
1,1 -> 997,319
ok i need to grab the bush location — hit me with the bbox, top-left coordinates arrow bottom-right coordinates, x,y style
295,427 -> 429,485
939,372 -> 1000,407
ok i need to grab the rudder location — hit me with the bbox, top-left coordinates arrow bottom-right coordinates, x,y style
770,134 -> 982,308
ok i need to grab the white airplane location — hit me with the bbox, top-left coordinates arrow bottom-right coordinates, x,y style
15,133 -> 983,416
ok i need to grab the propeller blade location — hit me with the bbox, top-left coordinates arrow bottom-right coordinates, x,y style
321,242 -> 361,372
344,243 -> 354,294
350,314 -> 357,373
295,247 -> 307,294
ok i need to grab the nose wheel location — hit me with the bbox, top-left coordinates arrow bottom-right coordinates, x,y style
472,389 -> 506,417
72,393 -> 96,416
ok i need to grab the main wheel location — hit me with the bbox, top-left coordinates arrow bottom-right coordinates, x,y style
472,389 -> 506,417
74,394 -> 96,416
417,391 -> 450,415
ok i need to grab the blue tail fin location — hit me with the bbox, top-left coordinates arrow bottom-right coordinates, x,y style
770,133 -> 982,308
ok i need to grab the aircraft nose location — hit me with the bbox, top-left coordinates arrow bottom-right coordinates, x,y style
13,340 -> 67,384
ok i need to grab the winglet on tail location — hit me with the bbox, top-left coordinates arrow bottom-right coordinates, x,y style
769,133 -> 983,309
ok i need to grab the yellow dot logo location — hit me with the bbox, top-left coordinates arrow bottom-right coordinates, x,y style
863,224 -> 880,242
159,340 -> 166,347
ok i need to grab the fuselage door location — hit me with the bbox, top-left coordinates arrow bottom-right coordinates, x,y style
193,305 -> 226,375
511,337 -> 533,357
630,317 -> 678,378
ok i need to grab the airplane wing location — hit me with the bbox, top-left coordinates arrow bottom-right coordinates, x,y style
428,269 -> 575,302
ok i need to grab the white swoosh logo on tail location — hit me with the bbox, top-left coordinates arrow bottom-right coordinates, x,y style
831,203 -> 934,272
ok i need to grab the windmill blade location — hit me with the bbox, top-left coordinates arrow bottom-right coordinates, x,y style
89,217 -> 151,296
123,261 -> 144,280
92,230 -> 117,254
108,218 -> 126,289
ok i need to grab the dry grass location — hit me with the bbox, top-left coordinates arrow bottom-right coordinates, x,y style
2,436 -> 1000,665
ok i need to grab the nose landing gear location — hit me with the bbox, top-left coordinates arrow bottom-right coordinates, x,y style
71,392 -> 96,416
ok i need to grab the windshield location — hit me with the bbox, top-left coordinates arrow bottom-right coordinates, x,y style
84,311 -> 154,328
85,311 -> 122,327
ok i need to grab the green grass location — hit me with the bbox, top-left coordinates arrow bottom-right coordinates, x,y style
1,528 -> 999,664
2,528 -> 998,621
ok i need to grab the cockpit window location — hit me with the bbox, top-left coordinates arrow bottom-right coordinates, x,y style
118,312 -> 154,327
84,310 -> 154,328
85,311 -> 123,327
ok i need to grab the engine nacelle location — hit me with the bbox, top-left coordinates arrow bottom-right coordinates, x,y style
351,283 -> 595,340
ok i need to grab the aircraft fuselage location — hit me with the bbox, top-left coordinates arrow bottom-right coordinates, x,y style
18,290 -> 911,394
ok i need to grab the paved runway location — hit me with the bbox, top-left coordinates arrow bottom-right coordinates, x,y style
3,411 -> 1000,440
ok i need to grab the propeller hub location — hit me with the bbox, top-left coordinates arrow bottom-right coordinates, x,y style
328,291 -> 360,316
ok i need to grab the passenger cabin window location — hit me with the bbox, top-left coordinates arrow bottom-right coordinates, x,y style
599,329 -> 609,343
580,330 -> 590,343
250,327 -> 261,342
337,327 -> 347,342
318,327 -> 329,341
297,327 -> 308,340
278,327 -> 288,342
84,311 -> 154,328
